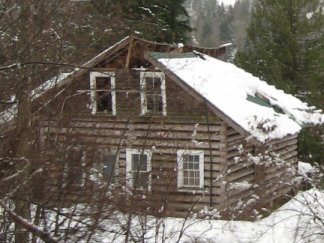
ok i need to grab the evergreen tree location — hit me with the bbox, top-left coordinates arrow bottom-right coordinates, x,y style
235,0 -> 324,97
235,0 -> 324,165
90,0 -> 192,43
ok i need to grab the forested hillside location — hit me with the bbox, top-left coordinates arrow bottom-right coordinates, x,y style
186,0 -> 253,59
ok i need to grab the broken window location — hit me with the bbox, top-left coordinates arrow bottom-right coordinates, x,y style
90,71 -> 116,115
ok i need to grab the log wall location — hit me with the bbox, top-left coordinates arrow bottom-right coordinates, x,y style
35,52 -> 300,219
38,65 -> 230,217
40,116 -> 227,217
224,124 -> 299,219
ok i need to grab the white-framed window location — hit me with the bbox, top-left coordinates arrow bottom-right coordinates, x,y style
177,150 -> 204,190
140,72 -> 167,116
101,149 -> 119,181
126,148 -> 152,191
63,147 -> 86,187
90,149 -> 119,184
90,71 -> 116,115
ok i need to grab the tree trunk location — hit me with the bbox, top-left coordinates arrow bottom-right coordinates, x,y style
14,87 -> 32,243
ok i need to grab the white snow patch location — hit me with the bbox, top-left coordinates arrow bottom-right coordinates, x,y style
298,161 -> 315,177
96,189 -> 324,243
155,52 -> 324,142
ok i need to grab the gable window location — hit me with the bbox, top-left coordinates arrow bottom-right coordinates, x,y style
90,71 -> 116,115
177,150 -> 204,190
126,148 -> 152,191
140,72 -> 166,116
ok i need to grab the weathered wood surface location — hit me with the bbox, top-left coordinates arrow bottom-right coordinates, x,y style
33,42 -> 299,219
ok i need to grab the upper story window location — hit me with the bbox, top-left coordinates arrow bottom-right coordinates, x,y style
140,72 -> 166,116
177,150 -> 204,190
90,71 -> 116,115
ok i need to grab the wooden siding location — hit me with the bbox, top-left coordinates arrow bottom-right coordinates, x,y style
28,45 -> 300,219
40,116 -> 227,217
224,123 -> 299,219
38,56 -> 228,217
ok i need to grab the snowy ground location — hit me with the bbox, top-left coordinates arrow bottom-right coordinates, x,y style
96,189 -> 324,243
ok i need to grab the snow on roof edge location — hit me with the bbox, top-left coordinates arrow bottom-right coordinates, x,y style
149,51 -> 324,142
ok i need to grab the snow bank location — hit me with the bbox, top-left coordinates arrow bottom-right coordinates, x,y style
97,189 -> 324,243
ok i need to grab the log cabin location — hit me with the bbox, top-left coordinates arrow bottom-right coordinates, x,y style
1,36 -> 323,219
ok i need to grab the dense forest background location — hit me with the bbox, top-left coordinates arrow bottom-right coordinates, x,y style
186,0 -> 324,165
1,1 -> 324,242
186,0 -> 253,60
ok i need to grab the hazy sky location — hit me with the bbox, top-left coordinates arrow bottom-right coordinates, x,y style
219,0 -> 236,6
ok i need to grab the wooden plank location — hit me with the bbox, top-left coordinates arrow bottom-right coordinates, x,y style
41,120 -> 224,133
125,36 -> 134,68
227,189 -> 255,205
227,162 -> 254,174
44,126 -> 222,141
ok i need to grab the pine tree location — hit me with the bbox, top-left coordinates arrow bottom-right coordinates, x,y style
235,0 -> 324,165
90,0 -> 192,43
235,0 -> 324,97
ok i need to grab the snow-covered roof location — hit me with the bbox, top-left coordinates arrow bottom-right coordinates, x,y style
148,51 -> 324,142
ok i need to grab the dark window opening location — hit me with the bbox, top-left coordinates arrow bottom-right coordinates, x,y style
131,153 -> 149,190
64,148 -> 83,186
102,151 -> 117,181
96,77 -> 112,112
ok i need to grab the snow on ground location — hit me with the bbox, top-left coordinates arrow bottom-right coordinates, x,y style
97,189 -> 324,243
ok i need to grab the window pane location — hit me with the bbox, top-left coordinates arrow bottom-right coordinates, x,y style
188,162 -> 193,170
103,153 -> 116,177
131,153 -> 147,171
132,154 -> 139,170
147,94 -> 163,113
183,171 -> 189,178
152,77 -> 161,94
146,76 -> 161,94
65,149 -> 83,185
132,172 -> 149,190
146,77 -> 154,92
96,77 -> 112,112
194,161 -> 199,170
139,154 -> 147,171
154,94 -> 163,112
179,151 -> 203,188
147,95 -> 154,112
183,161 -> 188,169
